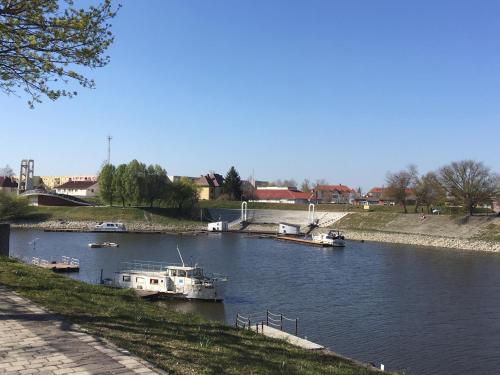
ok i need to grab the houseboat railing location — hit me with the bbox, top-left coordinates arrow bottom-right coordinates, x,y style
235,310 -> 298,336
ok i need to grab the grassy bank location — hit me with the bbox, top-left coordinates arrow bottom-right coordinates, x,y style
21,206 -> 201,226
0,257 -> 380,375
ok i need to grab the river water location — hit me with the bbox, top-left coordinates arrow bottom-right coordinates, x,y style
9,229 -> 500,375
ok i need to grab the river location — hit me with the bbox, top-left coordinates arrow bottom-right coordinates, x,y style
9,228 -> 500,375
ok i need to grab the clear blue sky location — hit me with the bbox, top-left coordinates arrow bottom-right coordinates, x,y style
2,0 -> 499,191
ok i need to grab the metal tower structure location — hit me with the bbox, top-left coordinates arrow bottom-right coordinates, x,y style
18,159 -> 34,194
107,135 -> 112,165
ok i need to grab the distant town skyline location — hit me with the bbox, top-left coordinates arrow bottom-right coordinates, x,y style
2,1 -> 499,191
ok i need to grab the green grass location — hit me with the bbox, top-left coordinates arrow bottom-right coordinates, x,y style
474,221 -> 500,242
0,257 -> 382,375
335,212 -> 401,231
22,206 -> 201,226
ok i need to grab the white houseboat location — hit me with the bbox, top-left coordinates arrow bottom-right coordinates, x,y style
95,222 -> 126,232
312,230 -> 346,247
114,259 -> 227,301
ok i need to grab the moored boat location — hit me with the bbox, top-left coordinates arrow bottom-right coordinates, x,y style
88,242 -> 119,248
311,230 -> 346,247
94,222 -> 126,232
114,260 -> 227,301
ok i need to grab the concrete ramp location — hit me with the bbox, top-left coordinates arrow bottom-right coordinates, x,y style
250,324 -> 324,350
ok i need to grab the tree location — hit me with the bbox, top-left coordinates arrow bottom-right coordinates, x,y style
98,163 -> 115,206
0,192 -> 32,220
0,165 -> 14,177
165,178 -> 198,213
223,166 -> 242,200
301,179 -> 311,193
124,160 -> 145,206
438,160 -> 498,216
414,172 -> 445,213
0,0 -> 118,107
143,164 -> 168,208
112,164 -> 127,207
385,165 -> 418,213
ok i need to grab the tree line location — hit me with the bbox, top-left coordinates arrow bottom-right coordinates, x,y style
385,160 -> 499,215
98,160 -> 198,211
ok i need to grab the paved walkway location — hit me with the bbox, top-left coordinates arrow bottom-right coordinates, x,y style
0,286 -> 164,375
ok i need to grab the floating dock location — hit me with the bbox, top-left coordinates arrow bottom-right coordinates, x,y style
276,236 -> 333,247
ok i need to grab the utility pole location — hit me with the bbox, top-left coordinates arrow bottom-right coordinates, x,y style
107,135 -> 112,165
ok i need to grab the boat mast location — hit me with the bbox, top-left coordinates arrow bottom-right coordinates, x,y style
177,245 -> 185,267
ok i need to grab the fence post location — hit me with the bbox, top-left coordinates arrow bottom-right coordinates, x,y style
266,310 -> 269,326
248,319 -> 251,330
295,318 -> 298,336
280,314 -> 283,331
235,314 -> 238,328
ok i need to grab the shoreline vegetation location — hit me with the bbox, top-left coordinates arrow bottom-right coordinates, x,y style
0,257 -> 383,375
7,205 -> 499,252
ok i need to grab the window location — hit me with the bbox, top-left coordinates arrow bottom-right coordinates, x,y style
178,270 -> 186,277
122,275 -> 131,282
150,279 -> 159,285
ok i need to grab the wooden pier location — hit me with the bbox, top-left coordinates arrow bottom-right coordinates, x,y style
39,262 -> 80,272
276,236 -> 333,247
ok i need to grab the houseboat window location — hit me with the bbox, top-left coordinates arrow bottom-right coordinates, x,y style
189,269 -> 202,277
178,270 -> 186,277
122,275 -> 131,282
150,279 -> 159,285
170,269 -> 177,277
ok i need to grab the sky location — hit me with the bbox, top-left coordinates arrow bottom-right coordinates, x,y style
1,0 -> 499,191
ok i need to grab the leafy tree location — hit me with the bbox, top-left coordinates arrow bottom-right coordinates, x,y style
0,192 -> 32,220
414,172 -> 445,213
438,160 -> 498,216
124,160 -> 145,206
143,164 -> 169,208
0,165 -> 14,177
98,163 -> 115,206
165,178 -> 198,212
112,164 -> 127,207
223,166 -> 242,200
0,0 -> 118,107
385,165 -> 418,213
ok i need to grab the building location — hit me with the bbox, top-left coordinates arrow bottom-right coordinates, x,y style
492,198 -> 500,214
55,180 -> 99,197
38,175 -> 97,190
314,184 -> 356,204
251,187 -> 312,204
0,176 -> 18,195
195,173 -> 225,200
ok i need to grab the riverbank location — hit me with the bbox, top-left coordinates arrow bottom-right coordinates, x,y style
0,257 -> 383,375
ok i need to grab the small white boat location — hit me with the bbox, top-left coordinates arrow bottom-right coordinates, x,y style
88,242 -> 119,248
94,222 -> 126,232
113,247 -> 227,301
311,230 -> 346,247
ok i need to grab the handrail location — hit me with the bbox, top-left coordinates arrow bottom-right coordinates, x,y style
236,309 -> 299,336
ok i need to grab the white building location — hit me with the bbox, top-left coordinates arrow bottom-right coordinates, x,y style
55,180 -> 99,197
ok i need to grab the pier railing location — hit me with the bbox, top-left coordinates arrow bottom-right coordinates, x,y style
236,309 -> 298,336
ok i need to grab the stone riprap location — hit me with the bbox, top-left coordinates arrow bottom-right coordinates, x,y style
12,221 -> 203,233
0,286 -> 164,375
337,229 -> 500,252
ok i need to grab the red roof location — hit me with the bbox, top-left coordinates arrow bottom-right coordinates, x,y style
369,187 -> 385,193
316,184 -> 353,193
56,180 -> 97,189
254,189 -> 311,201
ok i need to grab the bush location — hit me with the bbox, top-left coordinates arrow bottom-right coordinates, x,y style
0,192 -> 33,220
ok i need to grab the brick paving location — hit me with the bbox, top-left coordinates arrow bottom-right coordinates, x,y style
0,286 -> 165,375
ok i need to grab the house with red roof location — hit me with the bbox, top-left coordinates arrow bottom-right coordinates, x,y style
0,176 -> 18,195
195,173 -> 225,200
314,184 -> 356,204
250,187 -> 312,204
55,180 -> 99,197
